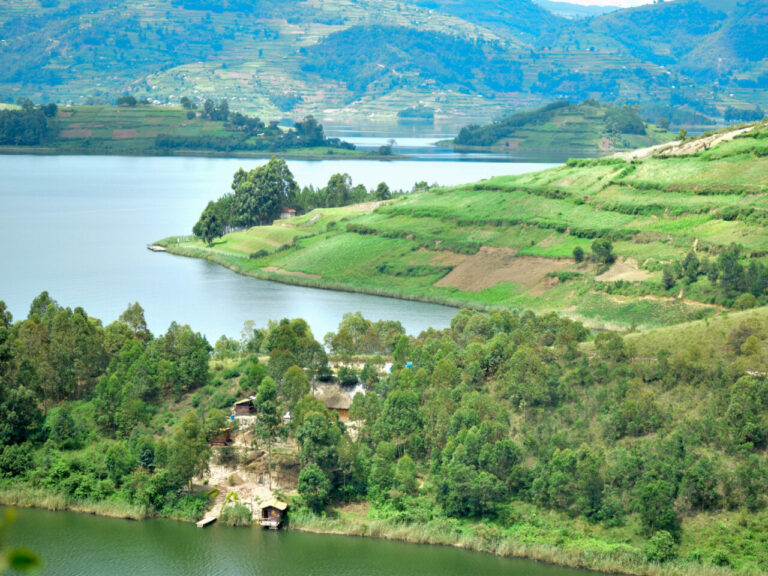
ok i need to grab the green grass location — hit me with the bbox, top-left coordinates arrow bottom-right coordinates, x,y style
161,123 -> 768,330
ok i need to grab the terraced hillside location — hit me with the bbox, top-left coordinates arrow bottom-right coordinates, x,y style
160,121 -> 768,330
1,0 -> 766,125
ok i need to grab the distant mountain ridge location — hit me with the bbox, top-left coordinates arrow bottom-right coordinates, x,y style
532,0 -> 620,19
0,0 -> 765,125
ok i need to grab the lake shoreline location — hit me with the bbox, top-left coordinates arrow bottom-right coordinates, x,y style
289,513 -> 736,576
0,146 -> 400,161
0,487 -> 746,576
157,240 -> 477,314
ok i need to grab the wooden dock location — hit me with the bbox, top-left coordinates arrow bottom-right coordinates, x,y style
196,517 -> 217,528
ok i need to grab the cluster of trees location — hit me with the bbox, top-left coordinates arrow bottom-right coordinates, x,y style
116,95 -> 138,107
156,103 -> 353,154
0,99 -> 57,146
288,307 -> 768,564
724,106 -> 765,123
0,294 -> 215,518
573,238 -> 615,267
397,105 -> 435,120
456,101 -> 571,147
315,310 -> 767,564
662,245 -> 768,307
192,158 -> 395,244
604,105 -> 646,135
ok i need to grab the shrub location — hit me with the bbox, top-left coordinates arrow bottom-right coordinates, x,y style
220,502 -> 253,526
298,462 -> 331,513
734,293 -> 758,310
337,366 -> 359,387
643,530 -> 678,563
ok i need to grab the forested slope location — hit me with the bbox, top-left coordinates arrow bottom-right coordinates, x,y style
2,293 -> 767,574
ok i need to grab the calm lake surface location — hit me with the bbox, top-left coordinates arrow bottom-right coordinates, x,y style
5,508 -> 593,576
0,155 -> 556,340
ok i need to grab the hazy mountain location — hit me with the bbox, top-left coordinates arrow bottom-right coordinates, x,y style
532,0 -> 621,19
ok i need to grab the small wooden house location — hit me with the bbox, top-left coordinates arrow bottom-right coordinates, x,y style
210,427 -> 232,447
234,398 -> 255,416
259,499 -> 288,529
280,208 -> 297,219
323,391 -> 353,422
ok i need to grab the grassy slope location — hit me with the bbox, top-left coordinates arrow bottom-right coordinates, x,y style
160,122 -> 768,330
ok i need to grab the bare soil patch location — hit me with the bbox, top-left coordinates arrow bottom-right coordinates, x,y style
599,136 -> 615,151
434,246 -> 572,292
348,200 -> 388,211
264,266 -> 321,279
112,129 -> 139,140
59,128 -> 92,139
425,249 -> 468,267
595,258 -> 653,282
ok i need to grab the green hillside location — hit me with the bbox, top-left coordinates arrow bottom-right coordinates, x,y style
451,100 -> 675,154
0,0 -> 765,126
161,121 -> 768,330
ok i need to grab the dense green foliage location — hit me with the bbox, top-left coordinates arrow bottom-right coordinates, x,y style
311,307 -> 768,573
192,159 -> 397,243
0,100 -> 55,145
3,290 -> 768,571
0,295 -> 214,520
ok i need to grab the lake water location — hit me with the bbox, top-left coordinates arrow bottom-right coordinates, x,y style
0,154 -> 556,340
5,508 -> 593,576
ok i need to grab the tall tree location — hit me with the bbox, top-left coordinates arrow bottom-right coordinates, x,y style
255,377 -> 282,488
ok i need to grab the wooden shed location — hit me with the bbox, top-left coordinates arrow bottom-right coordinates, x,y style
234,398 -> 255,416
323,391 -> 353,422
259,499 -> 288,529
210,427 -> 232,447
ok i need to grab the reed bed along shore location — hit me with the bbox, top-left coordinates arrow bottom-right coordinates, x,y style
289,511 -> 746,576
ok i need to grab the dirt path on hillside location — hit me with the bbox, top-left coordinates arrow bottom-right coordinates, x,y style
614,124 -> 759,161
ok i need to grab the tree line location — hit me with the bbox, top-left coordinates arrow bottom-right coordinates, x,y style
155,101 -> 354,154
193,158 -> 398,244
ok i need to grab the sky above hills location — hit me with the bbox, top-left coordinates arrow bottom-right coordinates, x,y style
563,0 -> 653,5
